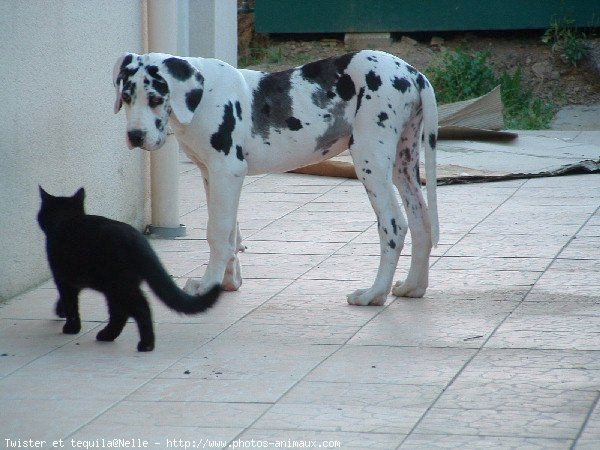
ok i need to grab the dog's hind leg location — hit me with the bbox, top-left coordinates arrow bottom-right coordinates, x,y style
222,221 -> 244,291
346,132 -> 407,306
392,116 -> 432,298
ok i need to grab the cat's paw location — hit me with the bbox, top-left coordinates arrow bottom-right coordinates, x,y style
62,319 -> 81,334
55,300 -> 66,318
137,341 -> 154,352
96,328 -> 117,342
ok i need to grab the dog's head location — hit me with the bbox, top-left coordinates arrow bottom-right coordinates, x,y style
113,53 -> 204,151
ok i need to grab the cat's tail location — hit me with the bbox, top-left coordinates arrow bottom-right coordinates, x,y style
142,250 -> 221,314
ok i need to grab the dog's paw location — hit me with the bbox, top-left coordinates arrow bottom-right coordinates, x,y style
183,278 -> 203,295
346,288 -> 388,306
392,281 -> 426,298
222,258 -> 242,291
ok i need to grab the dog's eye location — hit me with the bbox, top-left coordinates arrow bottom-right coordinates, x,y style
148,96 -> 164,108
121,92 -> 132,104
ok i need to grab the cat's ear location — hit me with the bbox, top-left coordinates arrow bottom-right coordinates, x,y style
39,186 -> 50,201
74,187 -> 85,202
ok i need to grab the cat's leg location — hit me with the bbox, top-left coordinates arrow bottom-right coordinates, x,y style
55,298 -> 65,318
56,282 -> 81,334
129,289 -> 155,352
96,299 -> 128,343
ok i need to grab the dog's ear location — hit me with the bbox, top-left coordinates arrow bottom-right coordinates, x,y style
112,53 -> 137,114
158,56 -> 204,124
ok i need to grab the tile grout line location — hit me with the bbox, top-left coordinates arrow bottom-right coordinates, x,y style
396,178 -> 554,448
571,390 -> 600,449
398,183 -> 600,448
62,173 -> 352,442
222,178 -> 421,445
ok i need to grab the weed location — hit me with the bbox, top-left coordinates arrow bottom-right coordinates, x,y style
499,68 -> 554,129
542,18 -> 590,66
426,50 -> 497,104
426,50 -> 554,129
239,45 -> 283,67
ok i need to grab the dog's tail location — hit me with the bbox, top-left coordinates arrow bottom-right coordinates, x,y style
420,75 -> 439,247
139,243 -> 221,314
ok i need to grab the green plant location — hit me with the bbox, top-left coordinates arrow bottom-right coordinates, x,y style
426,50 -> 555,129
239,45 -> 283,68
426,50 -> 497,104
542,19 -> 590,66
498,68 -> 554,129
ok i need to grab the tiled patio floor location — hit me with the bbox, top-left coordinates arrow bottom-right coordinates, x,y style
1,157 -> 599,449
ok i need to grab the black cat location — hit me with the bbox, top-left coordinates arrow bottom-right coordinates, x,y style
37,187 -> 221,351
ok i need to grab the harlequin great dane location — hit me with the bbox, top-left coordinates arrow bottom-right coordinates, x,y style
113,50 -> 439,306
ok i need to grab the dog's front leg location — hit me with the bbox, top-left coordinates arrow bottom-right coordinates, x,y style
184,165 -> 245,295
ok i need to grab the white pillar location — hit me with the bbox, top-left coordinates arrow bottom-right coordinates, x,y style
188,0 -> 237,65
146,0 -> 186,237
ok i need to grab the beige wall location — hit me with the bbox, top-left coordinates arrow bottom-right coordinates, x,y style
0,1 -> 149,300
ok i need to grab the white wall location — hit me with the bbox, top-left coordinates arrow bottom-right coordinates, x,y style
0,1 -> 148,300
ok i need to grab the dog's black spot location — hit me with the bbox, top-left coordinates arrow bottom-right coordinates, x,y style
300,53 -> 357,108
121,54 -> 133,71
366,94 -> 371,100
365,168 -> 372,174
315,103 -> 351,153
300,60 -> 323,79
185,88 -> 203,112
391,218 -> 398,235
388,239 -> 396,249
356,87 -> 365,115
365,71 -> 382,91
152,79 -> 169,96
236,145 -> 244,161
415,73 -> 426,91
210,102 -> 235,154
155,118 -> 163,131
406,64 -> 418,75
336,74 -> 356,101
119,66 -> 139,86
399,147 -> 411,162
117,55 -> 139,86
145,66 -> 169,95
429,132 -> 437,149
333,52 -> 356,73
235,101 -> 242,121
377,112 -> 388,128
392,76 -> 411,93
146,65 -> 160,79
123,80 -> 136,96
164,57 -> 194,81
251,70 -> 293,140
286,116 -> 303,131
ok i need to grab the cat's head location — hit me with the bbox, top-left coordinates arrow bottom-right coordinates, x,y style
37,187 -> 86,232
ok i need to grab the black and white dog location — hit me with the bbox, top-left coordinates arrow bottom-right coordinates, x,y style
113,50 -> 438,305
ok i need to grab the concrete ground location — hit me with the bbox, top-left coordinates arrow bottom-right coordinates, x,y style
1,114 -> 599,448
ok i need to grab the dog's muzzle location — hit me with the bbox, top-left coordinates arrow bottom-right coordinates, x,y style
127,129 -> 146,149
